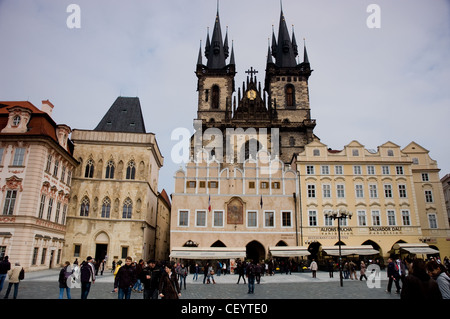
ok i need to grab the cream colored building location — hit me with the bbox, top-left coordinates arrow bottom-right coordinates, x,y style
0,100 -> 77,271
293,140 -> 450,259
62,97 -> 167,266
440,173 -> 450,226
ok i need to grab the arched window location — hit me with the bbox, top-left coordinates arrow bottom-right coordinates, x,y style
126,161 -> 136,180
211,85 -> 220,109
285,84 -> 295,107
80,196 -> 90,217
84,159 -> 94,178
101,197 -> 111,218
105,160 -> 115,179
122,198 -> 132,219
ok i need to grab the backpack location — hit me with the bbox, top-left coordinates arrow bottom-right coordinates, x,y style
80,262 -> 92,282
19,268 -> 25,280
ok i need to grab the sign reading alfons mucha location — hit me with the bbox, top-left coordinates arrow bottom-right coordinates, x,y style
227,197 -> 244,224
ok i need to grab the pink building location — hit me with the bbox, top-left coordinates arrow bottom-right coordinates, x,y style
0,100 -> 77,271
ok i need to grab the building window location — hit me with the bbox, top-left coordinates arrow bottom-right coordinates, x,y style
261,182 -> 269,189
46,155 -> 52,172
208,181 -> 218,188
425,190 -> 433,203
321,165 -> 329,175
61,166 -> 66,183
384,184 -> 393,198
396,166 -> 404,175
353,165 -> 362,175
313,149 -> 320,156
74,245 -> 81,257
105,160 -> 115,179
398,185 -> 407,198
307,184 -> 316,198
306,165 -> 315,175
195,210 -> 206,227
12,115 -> 21,126
67,170 -> 72,186
122,198 -> 132,219
355,184 -> 364,198
352,149 -> 359,156
53,160 -> 59,177
428,213 -> 437,229
211,85 -> 220,109
369,184 -> 378,198
41,248 -> 47,265
421,173 -> 429,182
272,182 -> 280,189
285,84 -> 295,107
101,197 -> 111,218
387,210 -> 396,226
12,147 -> 25,166
322,184 -> 331,198
401,210 -> 411,226
85,159 -> 94,178
62,204 -> 67,224
336,184 -> 345,198
178,210 -> 189,226
357,210 -> 367,226
264,211 -> 275,227
47,198 -> 53,221
2,190 -> 17,215
213,211 -> 223,227
0,148 -> 4,165
308,210 -> 317,227
38,194 -> 46,219
382,166 -> 390,175
412,157 -> 419,164
387,150 -> 394,156
32,247 -> 39,265
324,214 -> 333,226
187,181 -> 196,188
126,161 -> 136,180
335,165 -> 343,175
80,197 -> 90,217
282,211 -> 292,227
367,166 -> 375,175
55,202 -> 61,224
248,181 -> 255,189
371,210 -> 381,226
121,247 -> 128,259
247,211 -> 257,227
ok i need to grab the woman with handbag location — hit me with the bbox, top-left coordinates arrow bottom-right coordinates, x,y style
159,265 -> 181,299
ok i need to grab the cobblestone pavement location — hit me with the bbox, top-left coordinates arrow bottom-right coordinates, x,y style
1,268 -> 400,300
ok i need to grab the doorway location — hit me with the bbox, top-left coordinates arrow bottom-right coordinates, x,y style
95,244 -> 108,264
246,241 -> 265,262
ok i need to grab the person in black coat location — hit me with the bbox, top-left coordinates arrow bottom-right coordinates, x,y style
140,260 -> 161,299
114,256 -> 137,299
58,261 -> 73,299
386,257 -> 401,294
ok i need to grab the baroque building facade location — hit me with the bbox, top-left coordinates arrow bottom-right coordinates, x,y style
170,6 -> 449,263
0,100 -> 77,271
61,97 -> 168,266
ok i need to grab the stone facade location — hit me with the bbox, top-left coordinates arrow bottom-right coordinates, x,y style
62,129 -> 166,266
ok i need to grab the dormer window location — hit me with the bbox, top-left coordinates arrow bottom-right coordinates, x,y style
12,116 -> 21,126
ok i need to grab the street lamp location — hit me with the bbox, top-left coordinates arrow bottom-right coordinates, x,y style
324,208 -> 353,287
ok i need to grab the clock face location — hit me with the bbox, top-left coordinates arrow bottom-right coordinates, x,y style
247,90 -> 257,100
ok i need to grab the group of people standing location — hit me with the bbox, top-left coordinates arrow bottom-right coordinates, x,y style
0,256 -> 25,299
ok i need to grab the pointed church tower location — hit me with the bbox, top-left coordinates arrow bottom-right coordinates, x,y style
264,6 -> 316,161
196,9 -> 236,127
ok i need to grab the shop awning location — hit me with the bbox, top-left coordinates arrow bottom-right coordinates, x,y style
322,245 -> 379,256
393,243 -> 439,255
269,246 -> 311,257
169,247 -> 246,260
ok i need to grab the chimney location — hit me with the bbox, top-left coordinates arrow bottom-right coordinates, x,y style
41,100 -> 54,117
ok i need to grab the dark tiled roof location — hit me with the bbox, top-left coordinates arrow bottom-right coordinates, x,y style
94,97 -> 146,133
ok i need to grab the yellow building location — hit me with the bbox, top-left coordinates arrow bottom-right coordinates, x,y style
293,140 -> 450,260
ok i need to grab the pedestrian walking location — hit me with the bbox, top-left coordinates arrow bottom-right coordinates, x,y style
236,261 -> 246,284
246,261 -> 256,294
386,257 -> 401,294
222,261 -> 227,275
80,256 -> 96,299
203,262 -> 209,284
193,263 -> 199,281
178,263 -> 187,289
207,264 -> 216,284
3,261 -> 24,299
159,264 -> 181,299
426,260 -> 450,299
327,259 -> 334,278
401,258 -> 442,299
343,262 -> 349,279
68,259 -> 80,289
114,256 -> 137,299
58,261 -> 73,299
0,256 -> 11,294
359,261 -> 367,281
132,259 -> 144,293
309,259 -> 318,278
100,259 -> 106,276
255,263 -> 262,284
141,259 -> 161,299
349,260 -> 357,280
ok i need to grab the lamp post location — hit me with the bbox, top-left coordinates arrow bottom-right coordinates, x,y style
324,208 -> 353,287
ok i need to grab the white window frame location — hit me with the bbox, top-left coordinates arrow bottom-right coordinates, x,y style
247,210 -> 258,228
195,210 -> 207,227
308,210 -> 318,227
401,210 -> 411,226
387,210 -> 396,226
281,210 -> 293,228
371,210 -> 381,226
178,209 -> 189,227
213,210 -> 224,228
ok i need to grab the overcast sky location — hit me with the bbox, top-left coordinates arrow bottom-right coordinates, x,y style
1,0 -> 449,196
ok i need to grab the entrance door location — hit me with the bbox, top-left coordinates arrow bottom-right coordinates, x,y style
95,244 -> 108,264
246,241 -> 265,263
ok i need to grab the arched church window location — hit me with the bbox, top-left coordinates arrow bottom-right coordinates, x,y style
105,160 -> 115,179
122,198 -> 132,219
84,159 -> 94,178
285,85 -> 295,107
101,197 -> 111,218
126,161 -> 136,180
211,85 -> 220,109
80,196 -> 90,217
